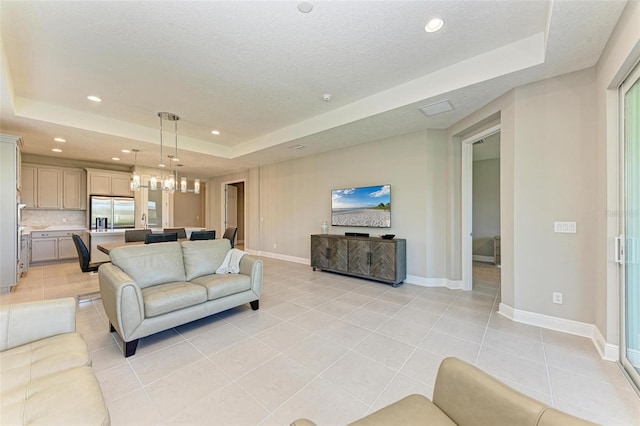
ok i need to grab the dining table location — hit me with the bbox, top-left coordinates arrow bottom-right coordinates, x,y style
97,238 -> 188,255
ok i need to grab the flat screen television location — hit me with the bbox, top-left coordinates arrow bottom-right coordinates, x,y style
331,184 -> 391,228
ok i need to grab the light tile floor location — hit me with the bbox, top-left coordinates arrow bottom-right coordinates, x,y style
2,259 -> 639,425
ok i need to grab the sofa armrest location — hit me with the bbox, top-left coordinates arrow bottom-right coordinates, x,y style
432,357 -> 596,426
98,263 -> 145,341
0,297 -> 76,351
239,255 -> 263,296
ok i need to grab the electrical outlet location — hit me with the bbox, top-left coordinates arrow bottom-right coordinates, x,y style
553,292 -> 563,304
273,243 -> 277,249
62,217 -> 67,222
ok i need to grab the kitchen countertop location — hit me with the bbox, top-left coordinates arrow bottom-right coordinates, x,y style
87,229 -> 127,235
25,225 -> 87,233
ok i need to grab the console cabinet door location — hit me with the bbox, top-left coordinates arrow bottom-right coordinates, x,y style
328,238 -> 348,271
311,236 -> 329,269
370,241 -> 396,281
348,239 -> 370,276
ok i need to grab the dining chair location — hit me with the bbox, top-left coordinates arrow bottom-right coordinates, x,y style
72,234 -> 109,273
145,232 -> 178,244
72,234 -> 109,303
163,227 -> 187,239
222,227 -> 238,248
190,230 -> 216,240
125,229 -> 152,242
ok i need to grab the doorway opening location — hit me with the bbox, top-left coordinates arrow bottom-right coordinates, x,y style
221,180 -> 246,248
461,124 -> 501,290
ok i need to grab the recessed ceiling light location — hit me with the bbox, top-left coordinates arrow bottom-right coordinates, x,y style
288,144 -> 306,150
112,157 -> 120,161
297,1 -> 313,13
211,130 -> 220,135
87,95 -> 102,102
51,148 -> 62,153
424,18 -> 444,33
53,137 -> 66,143
121,149 -> 131,153
172,157 -> 180,162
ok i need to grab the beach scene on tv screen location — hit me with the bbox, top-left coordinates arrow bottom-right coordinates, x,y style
331,184 -> 391,228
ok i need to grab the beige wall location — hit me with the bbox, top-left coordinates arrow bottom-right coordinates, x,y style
595,0 -> 640,344
512,68 -> 597,322
448,69 -> 599,323
473,158 -> 500,257
173,181 -> 205,227
220,129 -> 451,281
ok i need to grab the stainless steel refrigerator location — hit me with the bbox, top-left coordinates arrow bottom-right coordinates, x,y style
90,196 -> 135,229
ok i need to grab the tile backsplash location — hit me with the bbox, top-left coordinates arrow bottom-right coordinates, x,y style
22,210 -> 86,227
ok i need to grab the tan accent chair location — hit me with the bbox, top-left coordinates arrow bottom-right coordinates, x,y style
0,298 -> 110,425
291,357 -> 595,426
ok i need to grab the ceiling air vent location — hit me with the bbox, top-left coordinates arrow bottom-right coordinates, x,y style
419,100 -> 454,117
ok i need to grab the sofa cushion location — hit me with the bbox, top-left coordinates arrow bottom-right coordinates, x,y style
191,273 -> 251,300
1,365 -> 110,426
141,281 -> 207,318
110,241 -> 186,289
181,239 -> 232,280
0,332 -> 91,393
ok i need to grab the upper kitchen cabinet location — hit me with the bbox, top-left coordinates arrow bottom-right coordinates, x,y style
62,169 -> 85,209
0,134 -> 23,293
21,164 -> 86,210
21,165 -> 37,208
87,169 -> 132,197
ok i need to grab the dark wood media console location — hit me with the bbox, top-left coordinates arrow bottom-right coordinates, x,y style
310,234 -> 406,286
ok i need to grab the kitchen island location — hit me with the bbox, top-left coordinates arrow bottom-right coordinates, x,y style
86,229 -> 126,263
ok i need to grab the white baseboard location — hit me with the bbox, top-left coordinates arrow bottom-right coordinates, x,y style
405,275 -> 464,290
472,255 -> 495,263
245,249 -> 309,265
498,303 -> 619,362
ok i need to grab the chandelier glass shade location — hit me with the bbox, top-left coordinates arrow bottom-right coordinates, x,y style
130,112 -> 200,194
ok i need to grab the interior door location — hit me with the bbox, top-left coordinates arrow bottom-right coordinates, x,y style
225,184 -> 238,230
620,63 -> 640,389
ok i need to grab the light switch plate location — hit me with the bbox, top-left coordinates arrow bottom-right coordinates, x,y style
554,221 -> 576,233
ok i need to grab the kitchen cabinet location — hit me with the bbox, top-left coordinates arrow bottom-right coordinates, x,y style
37,167 -> 62,209
21,164 -> 86,210
0,134 -> 23,293
310,234 -> 406,286
30,230 -> 83,263
87,169 -> 132,196
63,169 -> 85,209
21,165 -> 37,208
31,237 -> 58,263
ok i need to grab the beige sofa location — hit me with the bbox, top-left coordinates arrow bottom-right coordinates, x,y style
99,239 -> 263,357
0,298 -> 110,425
292,357 -> 595,426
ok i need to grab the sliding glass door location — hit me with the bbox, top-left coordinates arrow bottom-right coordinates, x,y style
620,63 -> 640,390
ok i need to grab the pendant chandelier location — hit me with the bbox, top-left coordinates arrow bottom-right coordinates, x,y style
130,112 -> 200,194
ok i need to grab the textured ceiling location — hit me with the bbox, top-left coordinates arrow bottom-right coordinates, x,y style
0,0 -> 628,177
